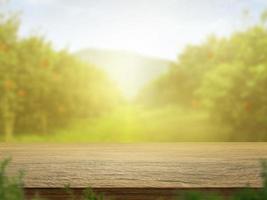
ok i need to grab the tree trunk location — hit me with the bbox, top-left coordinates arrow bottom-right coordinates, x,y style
40,111 -> 47,134
1,96 -> 16,142
4,114 -> 15,142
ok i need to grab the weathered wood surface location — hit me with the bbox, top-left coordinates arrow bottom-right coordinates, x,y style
0,143 -> 267,188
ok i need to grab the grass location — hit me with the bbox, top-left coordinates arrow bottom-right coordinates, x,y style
0,158 -> 24,200
6,105 -> 223,143
1,158 -> 267,200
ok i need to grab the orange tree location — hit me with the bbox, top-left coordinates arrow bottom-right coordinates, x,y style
14,38 -> 122,137
197,25 -> 267,140
14,36 -> 58,134
0,15 -> 122,140
0,14 -> 21,141
138,12 -> 267,140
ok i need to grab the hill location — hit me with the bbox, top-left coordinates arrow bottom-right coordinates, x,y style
76,48 -> 172,98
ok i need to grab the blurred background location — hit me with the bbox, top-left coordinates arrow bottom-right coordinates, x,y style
1,0 -> 267,142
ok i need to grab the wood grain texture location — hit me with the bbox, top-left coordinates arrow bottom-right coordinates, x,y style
0,143 -> 267,188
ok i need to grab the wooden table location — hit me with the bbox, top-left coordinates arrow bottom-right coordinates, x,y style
1,143 -> 266,199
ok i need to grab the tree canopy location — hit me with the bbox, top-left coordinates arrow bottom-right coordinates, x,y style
137,14 -> 267,141
0,14 -> 122,140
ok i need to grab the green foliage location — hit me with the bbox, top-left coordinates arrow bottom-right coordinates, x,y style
11,105 -> 217,143
137,63 -> 194,107
196,26 -> 267,140
2,7 -> 267,142
0,13 -> 121,141
138,11 -> 267,141
183,192 -> 223,200
0,158 -> 24,200
83,188 -> 105,200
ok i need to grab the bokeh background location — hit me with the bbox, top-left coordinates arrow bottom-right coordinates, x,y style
1,0 -> 267,142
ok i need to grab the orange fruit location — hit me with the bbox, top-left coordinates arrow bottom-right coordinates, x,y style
41,59 -> 49,68
4,80 -> 14,90
17,89 -> 27,97
57,105 -> 65,113
244,102 -> 252,112
191,99 -> 200,109
208,51 -> 214,59
0,43 -> 8,52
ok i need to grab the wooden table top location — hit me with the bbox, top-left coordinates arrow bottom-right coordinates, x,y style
1,143 -> 266,188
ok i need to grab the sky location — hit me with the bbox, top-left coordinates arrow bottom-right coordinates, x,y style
3,0 -> 267,60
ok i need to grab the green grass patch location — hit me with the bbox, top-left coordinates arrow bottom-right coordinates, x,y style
6,105 -> 224,143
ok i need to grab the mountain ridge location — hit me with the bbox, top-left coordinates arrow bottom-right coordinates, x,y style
76,48 -> 172,97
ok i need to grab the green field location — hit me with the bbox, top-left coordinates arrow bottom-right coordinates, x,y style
2,105 -> 222,143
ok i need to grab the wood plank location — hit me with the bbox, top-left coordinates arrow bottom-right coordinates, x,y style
0,143 -> 267,188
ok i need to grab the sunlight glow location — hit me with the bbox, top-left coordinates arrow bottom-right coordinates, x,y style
90,50 -> 170,98
9,0 -> 266,60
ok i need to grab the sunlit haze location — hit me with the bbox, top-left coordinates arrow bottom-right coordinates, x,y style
6,0 -> 267,60
2,0 -> 267,98
1,0 -> 267,143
